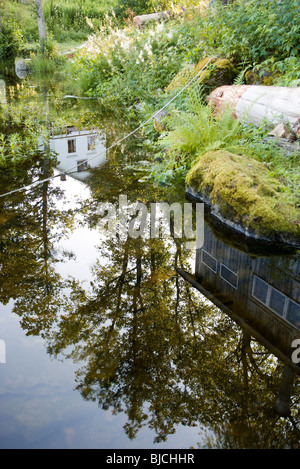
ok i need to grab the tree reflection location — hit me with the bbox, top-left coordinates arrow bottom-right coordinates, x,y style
0,154 -> 78,336
43,161 -> 300,447
1,84 -> 300,447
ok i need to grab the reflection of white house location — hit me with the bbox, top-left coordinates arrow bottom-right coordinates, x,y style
50,126 -> 106,180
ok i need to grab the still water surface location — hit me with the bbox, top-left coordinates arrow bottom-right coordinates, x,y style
0,71 -> 300,449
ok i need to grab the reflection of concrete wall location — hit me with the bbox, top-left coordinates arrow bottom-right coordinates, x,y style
50,129 -> 106,180
195,223 -> 300,361
0,80 -> 6,105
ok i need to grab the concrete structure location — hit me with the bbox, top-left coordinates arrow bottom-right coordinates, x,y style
178,220 -> 300,375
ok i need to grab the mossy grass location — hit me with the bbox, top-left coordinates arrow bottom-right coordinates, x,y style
186,150 -> 300,240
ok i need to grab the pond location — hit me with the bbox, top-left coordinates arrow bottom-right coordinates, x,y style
0,70 -> 300,450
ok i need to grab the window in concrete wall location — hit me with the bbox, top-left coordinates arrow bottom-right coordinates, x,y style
77,159 -> 88,172
68,139 -> 76,153
220,263 -> 238,289
252,274 -> 300,328
201,249 -> 217,273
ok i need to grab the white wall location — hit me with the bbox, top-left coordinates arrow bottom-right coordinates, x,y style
50,129 -> 106,180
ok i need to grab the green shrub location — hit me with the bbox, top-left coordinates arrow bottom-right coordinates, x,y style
72,13 -> 204,113
43,0 -> 118,42
114,0 -> 171,19
0,18 -> 24,61
189,0 -> 300,65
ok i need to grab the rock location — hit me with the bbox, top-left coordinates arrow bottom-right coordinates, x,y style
260,137 -> 300,156
165,57 -> 236,93
245,67 -> 274,86
291,117 -> 300,139
185,150 -> 300,246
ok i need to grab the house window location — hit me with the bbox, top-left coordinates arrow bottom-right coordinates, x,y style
68,139 -> 76,153
77,159 -> 88,172
287,300 -> 300,327
252,276 -> 269,304
201,249 -> 217,273
269,288 -> 286,316
87,135 -> 96,151
220,264 -> 238,289
252,275 -> 300,327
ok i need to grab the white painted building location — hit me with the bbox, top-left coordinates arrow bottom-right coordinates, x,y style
49,126 -> 106,181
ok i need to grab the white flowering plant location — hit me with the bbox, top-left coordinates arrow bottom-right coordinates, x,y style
72,12 -> 204,114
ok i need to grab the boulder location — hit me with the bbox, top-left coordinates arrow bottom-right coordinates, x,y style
165,57 -> 236,93
186,150 -> 300,246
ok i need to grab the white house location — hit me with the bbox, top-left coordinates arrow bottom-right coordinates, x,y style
49,126 -> 106,181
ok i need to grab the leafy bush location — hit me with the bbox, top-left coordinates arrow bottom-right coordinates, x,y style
257,57 -> 300,87
73,14 -> 203,113
190,0 -> 300,65
0,18 -> 24,61
114,0 -> 171,19
43,0 -> 118,42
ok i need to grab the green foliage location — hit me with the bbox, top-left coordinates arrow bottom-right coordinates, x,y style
43,0 -> 118,42
190,0 -> 300,65
114,0 -> 170,19
0,0 -> 119,47
29,34 -> 69,76
73,15 -> 203,114
0,18 -> 24,61
149,85 -> 250,185
0,0 -> 39,43
256,57 -> 300,87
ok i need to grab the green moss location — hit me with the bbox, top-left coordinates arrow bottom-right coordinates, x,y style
165,57 -> 235,93
186,150 -> 300,239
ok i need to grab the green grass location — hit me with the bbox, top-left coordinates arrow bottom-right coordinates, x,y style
0,0 -> 118,49
43,0 -> 118,42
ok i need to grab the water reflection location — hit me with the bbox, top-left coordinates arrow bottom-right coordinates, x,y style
1,74 -> 300,448
183,220 -> 300,371
15,60 -> 30,80
0,80 -> 6,105
50,125 -> 106,181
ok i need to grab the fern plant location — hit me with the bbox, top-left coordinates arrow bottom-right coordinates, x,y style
150,85 -> 249,185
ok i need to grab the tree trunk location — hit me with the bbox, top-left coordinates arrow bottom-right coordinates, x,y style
208,85 -> 300,130
275,366 -> 295,417
35,0 -> 47,52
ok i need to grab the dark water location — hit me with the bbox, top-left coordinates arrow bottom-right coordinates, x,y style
0,72 -> 300,449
